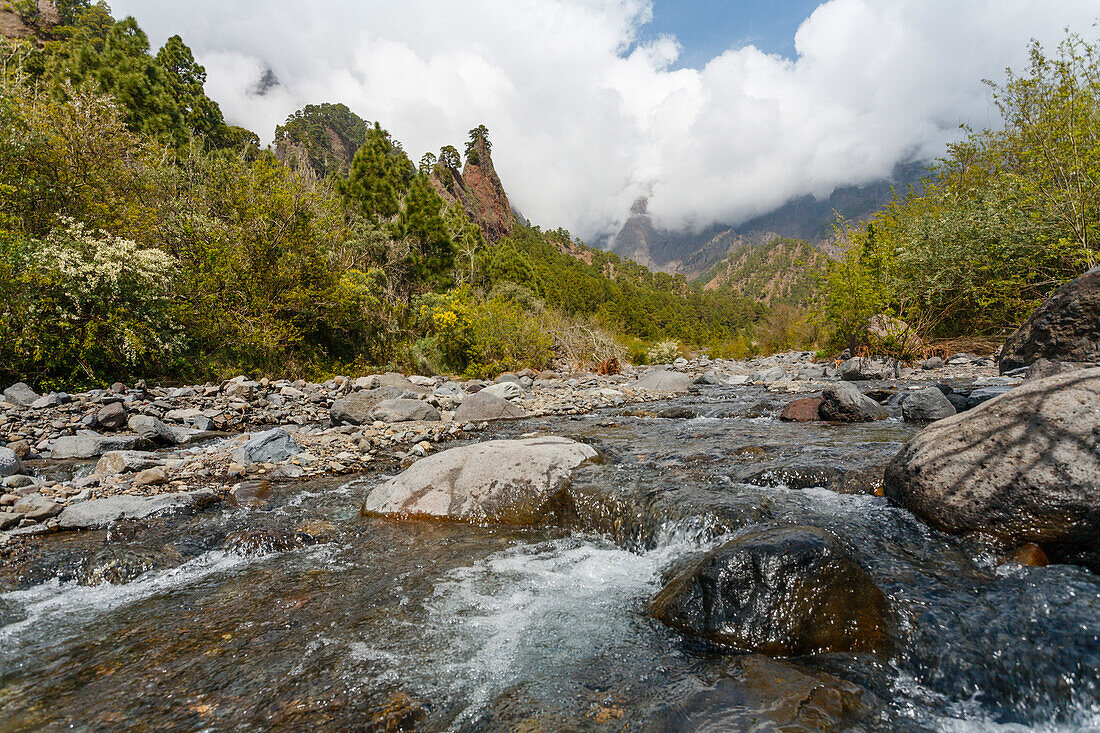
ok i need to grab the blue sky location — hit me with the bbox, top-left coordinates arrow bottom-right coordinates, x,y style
644,0 -> 825,66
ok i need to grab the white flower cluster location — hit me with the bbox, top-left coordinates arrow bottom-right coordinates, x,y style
35,219 -> 176,297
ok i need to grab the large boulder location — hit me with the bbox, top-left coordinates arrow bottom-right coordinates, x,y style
999,267 -> 1100,373
0,446 -> 23,478
127,415 -> 179,444
362,436 -> 600,524
95,402 -> 128,431
634,369 -> 693,392
58,489 -> 219,530
779,397 -> 822,422
818,382 -> 887,422
2,382 -> 38,406
94,450 -> 162,476
370,398 -> 441,423
838,357 -> 891,381
901,387 -> 956,422
453,391 -> 526,422
232,428 -> 300,466
329,387 -> 403,425
885,368 -> 1100,569
649,525 -> 889,656
51,433 -> 153,459
479,381 -> 524,400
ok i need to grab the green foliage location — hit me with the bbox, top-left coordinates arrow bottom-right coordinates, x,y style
0,221 -> 181,388
646,340 -> 681,364
703,237 -> 830,306
822,30 -> 1100,349
465,124 -> 491,165
338,123 -> 413,223
400,174 -> 456,290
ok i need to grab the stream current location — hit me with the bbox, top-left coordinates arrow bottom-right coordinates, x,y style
1,385 -> 1098,731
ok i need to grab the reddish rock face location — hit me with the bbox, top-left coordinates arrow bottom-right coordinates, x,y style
430,137 -> 515,243
780,397 -> 822,422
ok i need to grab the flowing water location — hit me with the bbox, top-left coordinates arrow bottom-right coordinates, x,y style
1,386 -> 1098,731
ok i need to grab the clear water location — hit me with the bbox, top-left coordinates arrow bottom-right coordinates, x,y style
1,386 -> 1097,731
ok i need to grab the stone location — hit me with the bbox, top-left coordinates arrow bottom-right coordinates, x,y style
3,474 -> 34,489
884,368 -> 1100,570
30,393 -> 59,409
999,266 -> 1100,373
863,313 -> 922,353
779,398 -> 822,422
96,402 -> 128,431
634,369 -> 693,392
51,433 -> 153,459
734,464 -> 882,495
1023,358 -> 1079,382
901,387 -> 957,422
6,440 -> 30,459
966,385 -> 1014,409
362,436 -> 600,524
838,357 -> 891,381
693,371 -> 720,385
57,489 -> 218,530
818,382 -> 887,422
752,366 -> 789,383
223,377 -> 257,399
379,372 -> 429,394
0,446 -> 23,478
127,415 -> 179,444
453,391 -> 526,423
353,375 -> 380,390
14,493 -> 62,521
649,525 -> 889,656
1009,543 -> 1049,568
230,480 -> 272,508
329,387 -> 403,425
432,382 -> 466,399
79,544 -> 181,585
132,467 -> 168,486
370,398 -> 441,423
232,428 -> 300,466
2,382 -> 38,406
921,356 -> 944,370
94,450 -> 162,475
480,381 -> 524,400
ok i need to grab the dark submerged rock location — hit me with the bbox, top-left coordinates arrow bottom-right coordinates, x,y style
649,525 -> 890,656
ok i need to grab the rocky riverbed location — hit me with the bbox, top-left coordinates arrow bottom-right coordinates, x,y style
1,348 -> 1097,731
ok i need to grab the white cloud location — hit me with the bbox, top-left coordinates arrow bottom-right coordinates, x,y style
111,0 -> 1098,239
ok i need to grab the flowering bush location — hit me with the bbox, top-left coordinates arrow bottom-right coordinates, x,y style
1,221 -> 182,387
646,339 -> 682,365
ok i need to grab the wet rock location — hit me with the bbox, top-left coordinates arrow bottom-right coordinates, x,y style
3,382 -> 38,406
634,370 -> 692,393
79,544 -> 182,585
779,397 -> 822,422
481,381 -> 525,400
371,398 -> 441,423
454,391 -> 526,422
13,493 -> 62,521
224,528 -> 303,554
734,464 -> 881,495
901,387 -> 956,423
885,368 -> 1100,570
230,480 -> 272,508
1009,543 -> 1050,568
296,518 -> 337,541
95,402 -> 128,431
818,382 -> 887,422
999,266 -> 1100,373
0,446 -> 23,478
232,428 -> 300,466
649,524 -> 889,655
57,489 -> 219,530
362,436 -> 601,524
329,387 -> 403,425
94,450 -> 161,476
51,433 -> 153,459
656,406 -> 696,419
127,415 -> 179,445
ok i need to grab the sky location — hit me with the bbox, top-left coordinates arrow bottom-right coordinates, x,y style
110,0 -> 1099,241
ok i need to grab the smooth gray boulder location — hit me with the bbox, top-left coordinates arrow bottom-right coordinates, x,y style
379,372 -> 429,394
232,428 -> 299,466
370,398 -> 441,423
433,382 -> 466,399
94,450 -> 162,476
127,414 -> 179,444
96,402 -> 128,431
752,366 -> 790,383
818,382 -> 888,422
634,370 -> 693,392
838,357 -> 891,381
13,493 -> 62,521
329,386 -> 403,425
0,447 -> 23,478
480,381 -> 524,400
453,391 -> 526,422
58,489 -> 218,530
885,368 -> 1100,570
2,382 -> 38,406
901,388 -> 957,422
362,436 -> 600,524
51,433 -> 153,459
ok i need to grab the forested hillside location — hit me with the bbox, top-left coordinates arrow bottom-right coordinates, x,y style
0,1 -> 765,389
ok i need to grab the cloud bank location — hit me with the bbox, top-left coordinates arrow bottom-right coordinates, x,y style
111,0 -> 1098,239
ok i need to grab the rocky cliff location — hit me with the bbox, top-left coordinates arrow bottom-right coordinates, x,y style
0,0 -> 59,42
429,136 -> 515,243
